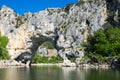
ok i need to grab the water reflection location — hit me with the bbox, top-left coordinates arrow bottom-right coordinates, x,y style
62,67 -> 90,80
62,67 -> 77,80
0,66 -> 120,80
29,66 -> 63,80
0,67 -> 31,80
4,68 -> 20,80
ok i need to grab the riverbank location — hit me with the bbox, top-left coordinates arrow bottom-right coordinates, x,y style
31,63 -> 110,69
0,60 -> 29,68
31,63 -> 63,66
0,60 -> 110,69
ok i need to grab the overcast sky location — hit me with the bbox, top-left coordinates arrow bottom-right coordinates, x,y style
0,0 -> 78,15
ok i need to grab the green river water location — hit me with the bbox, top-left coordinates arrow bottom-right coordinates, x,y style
0,66 -> 120,80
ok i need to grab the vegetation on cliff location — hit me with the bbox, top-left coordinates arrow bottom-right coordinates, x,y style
0,33 -> 10,60
85,23 -> 120,63
32,53 -> 63,63
41,41 -> 54,49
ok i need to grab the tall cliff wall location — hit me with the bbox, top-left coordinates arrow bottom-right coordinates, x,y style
1,0 -> 118,64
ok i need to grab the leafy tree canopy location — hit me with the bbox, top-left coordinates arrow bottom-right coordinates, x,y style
0,33 -> 10,60
87,27 -> 120,62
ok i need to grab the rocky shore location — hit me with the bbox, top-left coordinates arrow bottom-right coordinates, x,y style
78,64 -> 110,69
3,59 -> 120,70
0,60 -> 110,69
0,60 -> 30,68
32,63 -> 110,69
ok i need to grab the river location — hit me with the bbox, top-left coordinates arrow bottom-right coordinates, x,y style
0,66 -> 120,80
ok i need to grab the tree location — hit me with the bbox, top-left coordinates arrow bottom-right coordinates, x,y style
106,27 -> 120,56
0,33 -> 10,59
88,30 -> 110,56
87,27 -> 120,62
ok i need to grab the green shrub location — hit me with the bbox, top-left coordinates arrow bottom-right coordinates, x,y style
86,27 -> 120,63
32,53 -> 63,63
102,22 -> 113,30
81,41 -> 87,47
0,33 -> 10,60
80,55 -> 91,63
87,53 -> 106,64
69,57 -> 76,62
48,56 -> 63,63
32,53 -> 48,63
16,17 -> 23,28
42,41 -> 54,49
64,4 -> 73,13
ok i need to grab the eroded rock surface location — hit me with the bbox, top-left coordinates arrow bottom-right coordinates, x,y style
0,0 -> 111,64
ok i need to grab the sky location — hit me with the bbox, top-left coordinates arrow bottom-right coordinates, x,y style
0,0 -> 78,15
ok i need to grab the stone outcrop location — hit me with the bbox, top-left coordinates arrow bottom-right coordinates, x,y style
106,0 -> 120,26
0,0 -> 116,64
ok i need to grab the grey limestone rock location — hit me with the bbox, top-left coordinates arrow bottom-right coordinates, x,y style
0,0 -> 108,64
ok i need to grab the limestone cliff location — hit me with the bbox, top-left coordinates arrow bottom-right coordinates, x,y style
0,0 -> 117,64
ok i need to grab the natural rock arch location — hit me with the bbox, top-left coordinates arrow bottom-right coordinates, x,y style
12,23 -> 59,65
0,0 -> 110,66
10,25 -> 78,65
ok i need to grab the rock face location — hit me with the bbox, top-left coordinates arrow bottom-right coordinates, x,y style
0,0 -> 114,64
106,0 -> 120,26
